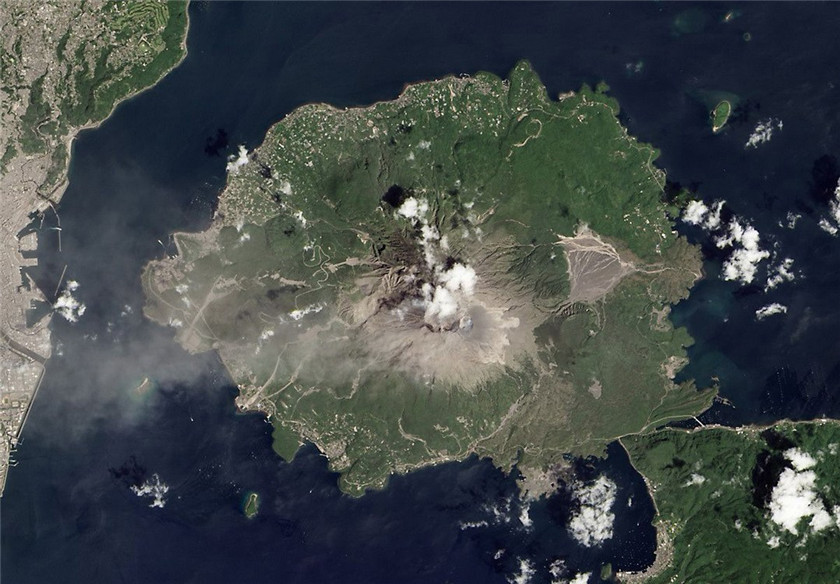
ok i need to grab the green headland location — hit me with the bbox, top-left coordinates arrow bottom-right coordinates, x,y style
623,421 -> 840,582
143,61 -> 713,496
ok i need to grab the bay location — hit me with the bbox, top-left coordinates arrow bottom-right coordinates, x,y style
5,3 -> 840,582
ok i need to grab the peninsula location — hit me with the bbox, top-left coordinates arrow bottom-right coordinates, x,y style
622,420 -> 840,582
144,61 -> 714,495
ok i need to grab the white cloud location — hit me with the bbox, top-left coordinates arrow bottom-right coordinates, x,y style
755,303 -> 788,321
519,501 -> 533,529
683,473 -> 706,486
781,212 -> 801,230
765,258 -> 795,290
438,263 -> 477,295
394,196 -> 482,330
397,196 -> 429,220
682,200 -> 708,225
507,559 -> 536,584
293,210 -> 308,228
425,286 -> 459,322
681,199 -> 725,231
703,200 -> 725,230
289,303 -> 323,321
682,200 -> 771,285
463,494 -> 515,530
830,179 -> 840,215
458,520 -> 489,530
811,508 -> 835,532
819,218 -> 839,236
746,118 -> 782,148
819,178 -> 840,235
768,448 -> 831,535
716,220 -> 770,284
422,263 -> 478,329
568,475 -> 617,547
130,473 -> 169,508
786,448 -> 816,471
769,468 -> 822,534
226,144 -> 249,173
828,187 -> 840,227
54,281 -> 86,322
548,560 -> 566,580
396,197 -> 443,269
569,574 -> 590,584
421,224 -> 440,246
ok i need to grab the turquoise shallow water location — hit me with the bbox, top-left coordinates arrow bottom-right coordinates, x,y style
5,3 -> 840,582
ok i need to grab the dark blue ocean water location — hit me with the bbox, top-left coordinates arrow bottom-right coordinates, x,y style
5,3 -> 840,583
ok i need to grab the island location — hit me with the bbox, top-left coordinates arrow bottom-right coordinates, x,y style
143,61 -> 714,496
0,0 -> 189,495
243,491 -> 260,519
6,6 -> 839,581
622,421 -> 840,582
711,100 -> 732,133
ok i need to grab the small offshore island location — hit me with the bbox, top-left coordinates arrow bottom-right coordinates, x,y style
711,99 -> 732,133
243,491 -> 260,519
144,60 -> 713,501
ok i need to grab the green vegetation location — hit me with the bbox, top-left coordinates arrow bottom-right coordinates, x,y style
19,74 -> 50,154
144,62 -> 712,495
686,89 -> 739,136
623,422 -> 840,582
711,100 -> 732,133
243,491 -> 260,519
0,143 -> 17,170
63,2 -> 188,128
1,1 -> 188,190
114,1 -> 170,33
42,141 -> 68,192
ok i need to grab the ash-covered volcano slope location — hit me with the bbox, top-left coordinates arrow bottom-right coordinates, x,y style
144,62 -> 712,494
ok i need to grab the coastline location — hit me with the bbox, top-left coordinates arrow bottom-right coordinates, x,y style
0,1 -> 192,496
47,2 -> 192,205
616,418 -> 840,581
615,438 -> 674,583
142,62 -> 709,500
